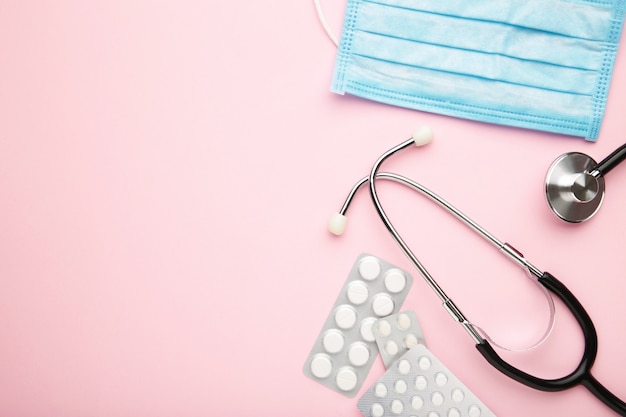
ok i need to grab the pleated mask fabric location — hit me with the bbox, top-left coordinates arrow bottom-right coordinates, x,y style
331,0 -> 626,141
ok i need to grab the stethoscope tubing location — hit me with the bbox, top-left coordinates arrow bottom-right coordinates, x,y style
477,271 -> 625,415
350,138 -> 626,415
592,142 -> 626,176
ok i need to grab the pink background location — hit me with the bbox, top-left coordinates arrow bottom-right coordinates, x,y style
1,1 -> 625,416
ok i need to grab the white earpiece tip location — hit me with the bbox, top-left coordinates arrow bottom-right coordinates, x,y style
412,126 -> 433,147
328,212 -> 347,236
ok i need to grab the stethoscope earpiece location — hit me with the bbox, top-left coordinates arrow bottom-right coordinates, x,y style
328,212 -> 347,236
545,143 -> 626,223
412,125 -> 434,147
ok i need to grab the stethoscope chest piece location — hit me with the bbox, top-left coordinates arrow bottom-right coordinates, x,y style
545,152 -> 605,223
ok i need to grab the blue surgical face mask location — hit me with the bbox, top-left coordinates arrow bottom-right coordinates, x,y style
330,0 -> 626,141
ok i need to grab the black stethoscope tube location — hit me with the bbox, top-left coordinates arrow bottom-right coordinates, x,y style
476,272 -> 598,392
593,143 -> 626,176
477,271 -> 625,415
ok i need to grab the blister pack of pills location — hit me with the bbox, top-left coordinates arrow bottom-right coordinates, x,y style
373,311 -> 425,369
303,254 -> 414,397
357,344 -> 497,417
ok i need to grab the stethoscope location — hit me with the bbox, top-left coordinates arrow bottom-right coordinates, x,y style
329,128 -> 626,416
545,142 -> 626,222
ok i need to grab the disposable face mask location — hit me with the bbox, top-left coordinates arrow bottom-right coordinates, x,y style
327,0 -> 626,141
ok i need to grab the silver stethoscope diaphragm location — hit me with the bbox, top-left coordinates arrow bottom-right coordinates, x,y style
545,143 -> 626,223
545,152 -> 605,223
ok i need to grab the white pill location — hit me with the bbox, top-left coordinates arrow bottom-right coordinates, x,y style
404,333 -> 419,349
384,270 -> 407,293
322,330 -> 344,354
411,395 -> 424,410
415,375 -> 428,390
435,372 -> 448,386
428,413 -> 440,417
468,405 -> 482,417
385,340 -> 399,356
395,379 -> 408,394
431,391 -> 444,406
372,293 -> 394,317
452,388 -> 465,402
418,356 -> 432,370
371,403 -> 385,417
397,359 -> 411,374
310,354 -> 332,379
348,343 -> 370,367
334,305 -> 357,329
360,317 -> 377,342
374,382 -> 388,398
347,281 -> 369,305
391,399 -> 404,414
377,319 -> 392,337
359,257 -> 381,280
448,408 -> 461,417
396,313 -> 411,330
335,368 -> 358,392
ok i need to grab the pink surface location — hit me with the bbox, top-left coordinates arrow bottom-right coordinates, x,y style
0,1 -> 625,416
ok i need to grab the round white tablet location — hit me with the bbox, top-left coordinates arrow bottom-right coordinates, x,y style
346,281 -> 369,305
411,395 -> 424,410
322,330 -> 344,354
448,408 -> 461,417
358,256 -> 381,280
451,388 -> 465,402
404,333 -> 419,349
335,367 -> 358,392
377,319 -> 392,337
395,379 -> 408,394
371,403 -> 384,417
418,355 -> 432,370
435,372 -> 448,386
334,305 -> 357,329
390,399 -> 404,414
372,293 -> 394,317
348,343 -> 370,367
384,269 -> 407,293
310,354 -> 332,379
396,313 -> 412,330
468,405 -> 482,417
431,391 -> 444,406
428,412 -> 440,417
397,359 -> 411,374
384,340 -> 399,356
414,375 -> 428,390
359,317 -> 377,342
374,382 -> 388,398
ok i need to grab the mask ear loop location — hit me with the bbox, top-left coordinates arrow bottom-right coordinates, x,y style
469,268 -> 556,352
313,0 -> 339,47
